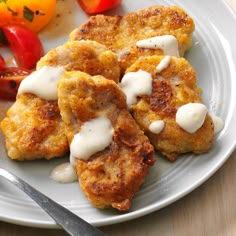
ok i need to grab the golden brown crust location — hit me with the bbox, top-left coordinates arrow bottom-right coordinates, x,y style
125,56 -> 214,161
58,71 -> 155,210
70,5 -> 195,73
0,94 -> 68,160
37,40 -> 120,83
1,40 -> 120,161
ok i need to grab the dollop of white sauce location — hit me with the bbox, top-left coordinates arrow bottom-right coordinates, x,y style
156,56 -> 171,73
211,115 -> 224,134
149,120 -> 165,134
18,66 -> 65,100
70,116 -> 113,164
136,35 -> 179,57
119,69 -> 153,108
51,162 -> 77,183
176,103 -> 208,133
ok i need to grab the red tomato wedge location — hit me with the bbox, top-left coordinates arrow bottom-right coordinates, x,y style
0,67 -> 31,100
77,0 -> 122,14
0,55 -> 5,69
1,25 -> 44,69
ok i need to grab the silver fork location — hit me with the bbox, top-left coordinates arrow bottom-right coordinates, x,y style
0,167 -> 106,236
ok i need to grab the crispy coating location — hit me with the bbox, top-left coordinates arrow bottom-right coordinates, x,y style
58,71 -> 155,210
70,6 -> 195,73
125,56 -> 214,161
1,40 -> 120,161
37,40 -> 120,83
0,94 -> 68,160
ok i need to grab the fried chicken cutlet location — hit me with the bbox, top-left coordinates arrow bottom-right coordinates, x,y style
0,94 -> 68,160
37,40 -> 120,83
1,40 -> 120,161
70,6 -> 195,73
57,71 -> 155,210
120,56 -> 214,161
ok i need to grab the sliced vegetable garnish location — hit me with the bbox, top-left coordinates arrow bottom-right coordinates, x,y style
1,25 -> 44,69
77,0 -> 122,14
0,0 -> 56,32
0,67 -> 30,100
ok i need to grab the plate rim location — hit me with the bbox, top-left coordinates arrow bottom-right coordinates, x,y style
0,0 -> 236,228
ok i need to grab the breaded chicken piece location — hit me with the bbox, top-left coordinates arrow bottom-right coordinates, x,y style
58,71 -> 155,210
70,6 -> 195,73
123,56 -> 214,161
0,94 -> 67,160
1,40 -> 120,161
37,40 -> 120,83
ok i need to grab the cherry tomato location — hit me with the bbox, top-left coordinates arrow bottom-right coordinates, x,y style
2,25 -> 44,69
77,0 -> 122,14
0,55 -> 5,69
0,0 -> 56,33
0,67 -> 30,100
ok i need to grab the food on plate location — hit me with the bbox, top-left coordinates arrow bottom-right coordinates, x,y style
0,93 -> 68,160
0,40 -> 120,160
0,67 -> 31,100
69,5 -> 195,73
57,70 -> 155,210
1,25 -> 44,69
0,0 -> 56,33
0,24 -> 43,101
120,55 -> 214,161
0,2 -> 224,213
37,40 -> 120,83
77,0 -> 122,14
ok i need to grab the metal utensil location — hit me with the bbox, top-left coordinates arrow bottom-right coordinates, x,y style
0,167 -> 106,236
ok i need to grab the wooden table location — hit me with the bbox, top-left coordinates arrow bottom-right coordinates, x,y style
1,1 -> 236,235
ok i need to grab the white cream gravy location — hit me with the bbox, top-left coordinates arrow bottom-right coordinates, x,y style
211,115 -> 224,134
119,69 -> 153,108
156,56 -> 171,72
176,103 -> 208,133
136,35 -> 179,57
70,116 -> 113,164
18,66 -> 65,100
149,120 -> 165,134
51,162 -> 77,183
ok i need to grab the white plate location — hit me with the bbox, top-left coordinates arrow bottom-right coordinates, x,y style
0,0 -> 236,228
